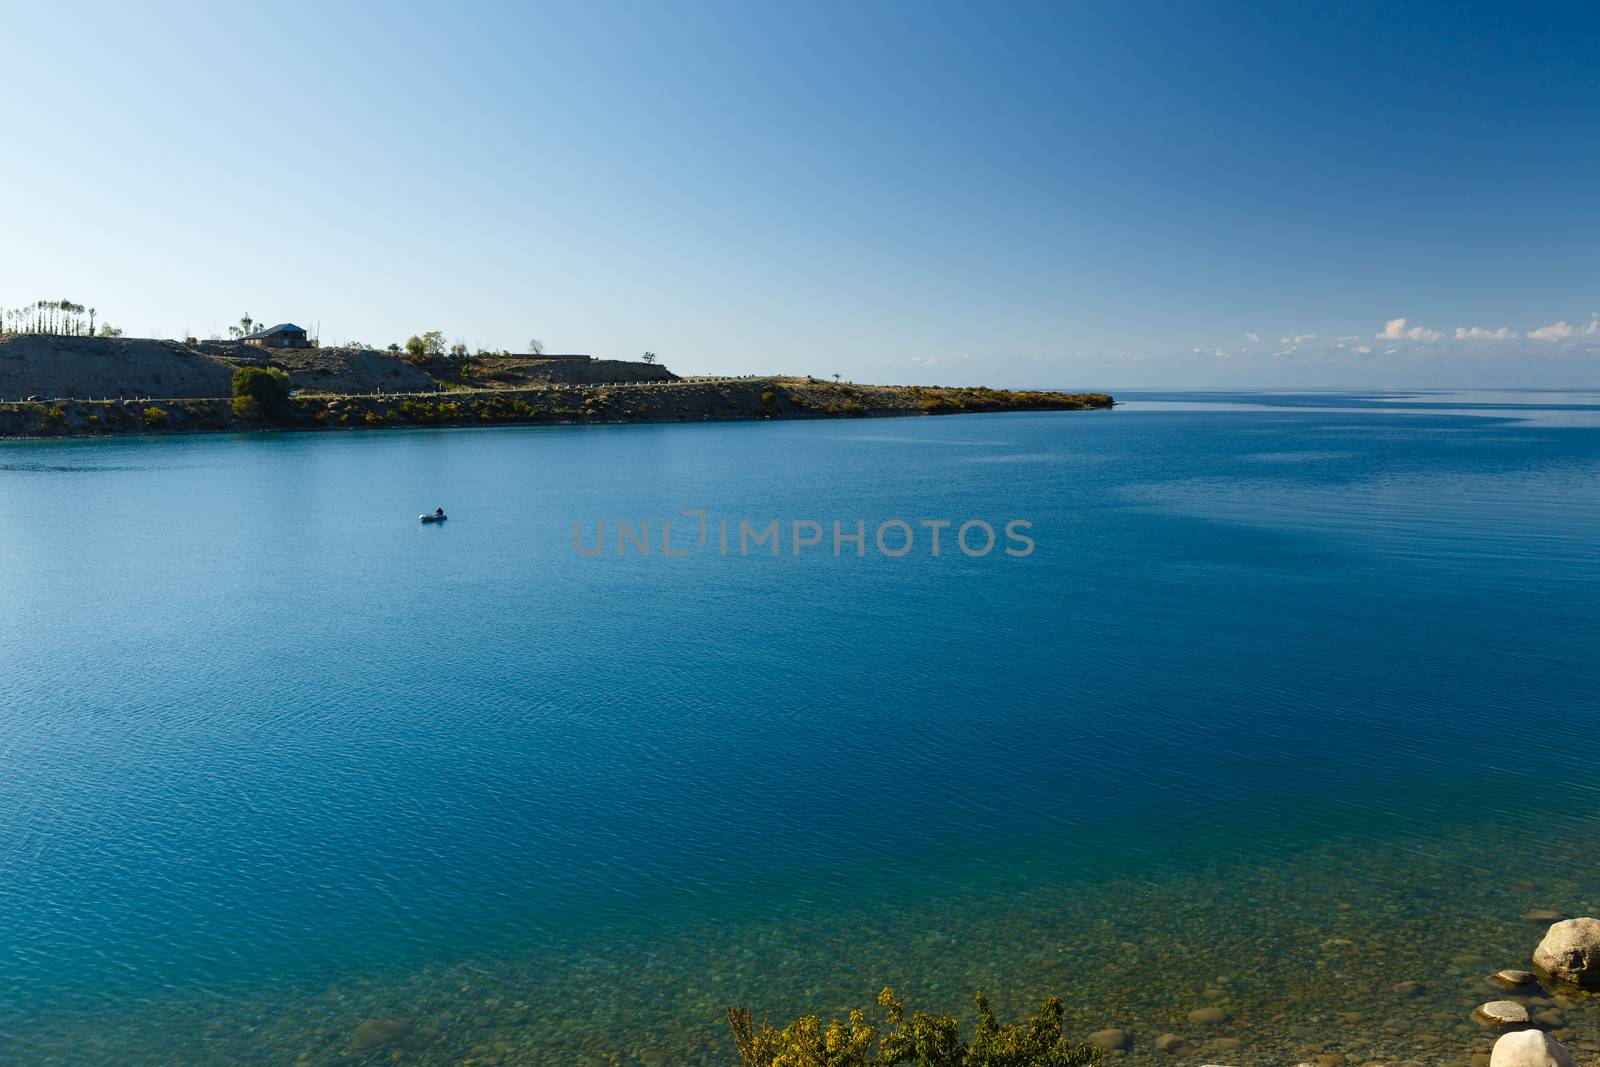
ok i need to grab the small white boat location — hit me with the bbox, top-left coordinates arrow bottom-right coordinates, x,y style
419,512 -> 447,524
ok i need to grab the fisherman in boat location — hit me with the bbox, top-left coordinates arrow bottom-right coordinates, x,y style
434,507 -> 445,519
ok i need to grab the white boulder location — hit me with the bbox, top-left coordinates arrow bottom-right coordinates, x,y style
1489,1029 -> 1573,1067
1532,916 -> 1600,987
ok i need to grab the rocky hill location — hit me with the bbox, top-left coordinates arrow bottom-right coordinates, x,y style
246,346 -> 439,394
445,355 -> 677,388
0,335 -> 671,400
0,335 -> 236,401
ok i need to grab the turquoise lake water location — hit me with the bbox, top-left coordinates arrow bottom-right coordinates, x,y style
2,392 -> 1599,1065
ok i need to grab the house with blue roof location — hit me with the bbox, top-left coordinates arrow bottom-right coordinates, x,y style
241,323 -> 309,349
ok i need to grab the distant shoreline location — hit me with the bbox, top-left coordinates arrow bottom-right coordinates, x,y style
0,334 -> 1110,439
0,376 -> 1113,440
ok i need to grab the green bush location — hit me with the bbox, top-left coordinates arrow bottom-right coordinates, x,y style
142,406 -> 168,429
729,988 -> 1102,1067
231,366 -> 291,418
34,404 -> 67,434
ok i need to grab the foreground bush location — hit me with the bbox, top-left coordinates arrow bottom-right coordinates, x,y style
728,988 -> 1102,1067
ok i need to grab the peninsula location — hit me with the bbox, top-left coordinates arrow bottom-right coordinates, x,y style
0,334 -> 1112,438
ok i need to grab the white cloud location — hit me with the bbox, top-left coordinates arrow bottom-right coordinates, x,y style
1245,331 -> 1260,342
1529,321 -> 1575,341
1454,326 -> 1518,340
1352,346 -> 1372,354
1584,319 -> 1600,336
1379,317 -> 1443,342
910,355 -> 940,365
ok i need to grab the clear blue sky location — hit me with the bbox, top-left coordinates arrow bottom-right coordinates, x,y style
3,0 -> 1597,387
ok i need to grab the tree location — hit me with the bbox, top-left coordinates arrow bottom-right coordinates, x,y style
229,314 -> 258,340
529,338 -> 545,356
387,343 -> 401,353
449,342 -> 468,357
642,351 -> 657,364
98,322 -> 123,337
231,365 -> 292,420
404,331 -> 447,360
833,373 -> 842,382
53,300 -> 86,335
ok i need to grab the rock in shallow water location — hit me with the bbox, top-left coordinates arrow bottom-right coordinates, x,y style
1492,969 -> 1537,988
1532,917 -> 1600,988
1474,1000 -> 1531,1027
350,1018 -> 411,1049
1155,1033 -> 1187,1053
1089,1029 -> 1130,1051
1489,1030 -> 1574,1067
1187,1005 -> 1229,1025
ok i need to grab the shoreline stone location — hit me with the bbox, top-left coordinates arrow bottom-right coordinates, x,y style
1532,917 -> 1600,988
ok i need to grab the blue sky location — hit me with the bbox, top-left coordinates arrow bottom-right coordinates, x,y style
2,0 -> 1596,387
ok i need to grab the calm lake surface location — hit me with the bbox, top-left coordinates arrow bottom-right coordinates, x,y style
3,392 -> 1599,1065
